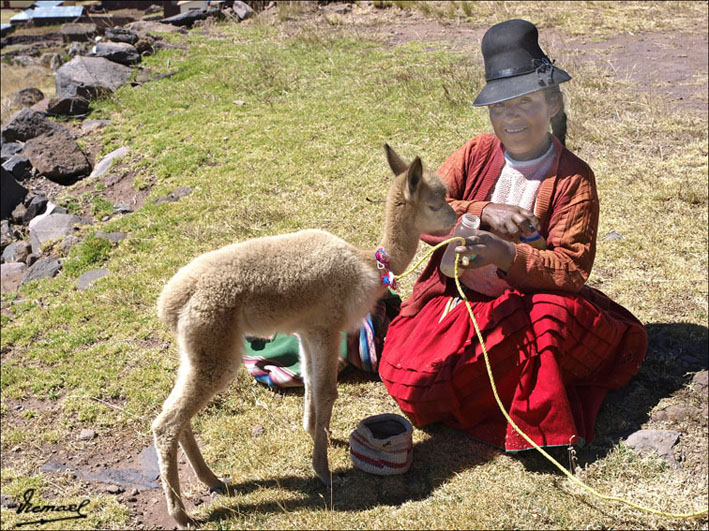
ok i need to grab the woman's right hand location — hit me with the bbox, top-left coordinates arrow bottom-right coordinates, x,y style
481,203 -> 540,241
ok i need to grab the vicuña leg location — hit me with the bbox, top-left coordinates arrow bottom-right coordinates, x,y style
299,328 -> 341,485
153,315 -> 241,528
180,423 -> 225,492
300,337 -> 317,439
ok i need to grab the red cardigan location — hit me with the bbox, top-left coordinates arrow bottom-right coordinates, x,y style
401,133 -> 600,317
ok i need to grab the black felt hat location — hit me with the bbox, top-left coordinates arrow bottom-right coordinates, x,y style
473,19 -> 571,107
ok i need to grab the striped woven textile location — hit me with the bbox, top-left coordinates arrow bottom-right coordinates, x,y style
349,413 -> 413,475
243,291 -> 401,388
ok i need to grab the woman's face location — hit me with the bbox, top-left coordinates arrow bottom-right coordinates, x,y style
488,90 -> 561,161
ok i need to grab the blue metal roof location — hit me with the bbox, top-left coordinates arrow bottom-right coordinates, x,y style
34,1 -> 65,7
10,5 -> 82,22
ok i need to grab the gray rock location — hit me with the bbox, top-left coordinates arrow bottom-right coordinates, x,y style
125,20 -> 187,35
55,56 -> 132,100
26,253 -> 39,267
47,95 -> 90,116
61,23 -> 98,42
1,142 -> 23,163
691,370 -> 708,392
2,241 -> 31,264
77,268 -> 109,290
106,484 -> 123,494
90,146 -> 130,179
11,203 -> 26,224
233,1 -> 256,20
40,53 -> 63,71
651,404 -> 701,422
2,154 -> 31,181
1,220 -> 14,249
154,186 -> 193,204
94,231 -> 126,244
134,37 -> 155,55
30,97 -> 50,114
161,8 -> 220,28
625,429 -> 681,468
61,235 -> 81,253
1,166 -> 28,220
0,108 -> 61,143
1,262 -> 27,292
113,203 -> 132,214
105,26 -> 139,45
94,42 -> 141,66
67,41 -> 87,57
78,428 -> 96,440
23,195 -> 49,225
10,87 -> 45,108
29,213 -> 82,254
22,257 -> 62,285
603,231 -> 624,241
24,129 -> 91,184
80,119 -> 111,135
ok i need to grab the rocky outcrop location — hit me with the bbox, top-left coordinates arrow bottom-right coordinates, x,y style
77,268 -> 109,290
625,429 -> 681,468
0,108 -> 61,143
125,21 -> 187,35
22,257 -> 62,285
94,42 -> 141,66
29,212 -> 82,254
10,87 -> 45,108
1,262 -> 26,292
1,143 -> 23,163
161,8 -> 221,28
90,146 -> 130,179
2,155 -> 31,181
233,1 -> 256,21
55,56 -> 132,99
24,129 -> 91,184
105,26 -> 139,45
47,94 -> 90,116
2,241 -> 31,264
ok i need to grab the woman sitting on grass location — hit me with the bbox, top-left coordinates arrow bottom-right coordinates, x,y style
379,19 -> 648,451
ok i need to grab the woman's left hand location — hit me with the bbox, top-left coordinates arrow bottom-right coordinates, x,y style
454,230 -> 516,272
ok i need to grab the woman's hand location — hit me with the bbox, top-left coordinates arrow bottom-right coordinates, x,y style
481,203 -> 540,241
454,230 -> 516,272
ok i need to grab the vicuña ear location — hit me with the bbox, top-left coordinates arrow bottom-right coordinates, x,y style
384,143 -> 409,176
404,156 -> 422,201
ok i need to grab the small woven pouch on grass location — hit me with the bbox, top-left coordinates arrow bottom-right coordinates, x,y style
349,413 -> 413,475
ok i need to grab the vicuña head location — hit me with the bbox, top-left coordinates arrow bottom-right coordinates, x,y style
380,143 -> 456,275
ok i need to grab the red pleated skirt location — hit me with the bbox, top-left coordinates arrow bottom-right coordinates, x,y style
378,286 -> 647,451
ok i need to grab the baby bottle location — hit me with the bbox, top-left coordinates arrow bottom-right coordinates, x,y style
440,213 -> 480,278
520,227 -> 547,250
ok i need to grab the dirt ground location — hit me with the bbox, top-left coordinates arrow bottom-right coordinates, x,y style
1,3 -> 707,529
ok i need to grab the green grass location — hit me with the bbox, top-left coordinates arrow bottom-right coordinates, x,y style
1,3 -> 708,529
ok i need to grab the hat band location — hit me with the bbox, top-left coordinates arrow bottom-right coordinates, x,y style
486,57 -> 554,82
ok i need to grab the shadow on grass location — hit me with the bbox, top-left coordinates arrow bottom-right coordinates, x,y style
205,323 -> 707,523
206,424 -> 494,523
520,321 -> 708,473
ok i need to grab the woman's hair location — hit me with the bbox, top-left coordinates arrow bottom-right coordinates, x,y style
545,86 -> 567,146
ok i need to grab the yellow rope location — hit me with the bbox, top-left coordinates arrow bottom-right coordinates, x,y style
395,237 -> 708,520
